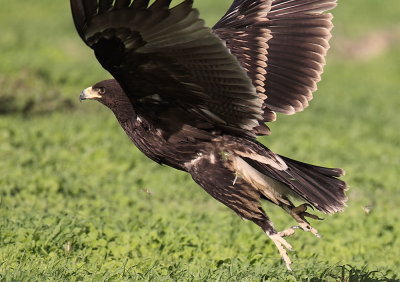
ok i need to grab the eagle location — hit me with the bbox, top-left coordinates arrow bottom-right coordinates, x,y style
70,0 -> 347,270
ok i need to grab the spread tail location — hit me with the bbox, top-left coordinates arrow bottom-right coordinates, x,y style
280,156 -> 348,213
241,151 -> 348,214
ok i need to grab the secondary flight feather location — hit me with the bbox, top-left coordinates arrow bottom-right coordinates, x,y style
71,0 -> 346,270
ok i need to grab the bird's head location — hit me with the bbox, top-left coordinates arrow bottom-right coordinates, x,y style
80,79 -> 123,104
80,79 -> 135,120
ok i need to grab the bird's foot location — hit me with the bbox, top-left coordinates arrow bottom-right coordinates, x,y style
268,233 -> 293,271
278,227 -> 296,238
290,204 -> 323,238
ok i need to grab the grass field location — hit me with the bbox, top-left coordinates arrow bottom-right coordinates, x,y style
1,0 -> 400,281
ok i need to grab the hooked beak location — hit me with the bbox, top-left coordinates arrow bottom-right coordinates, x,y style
80,87 -> 102,101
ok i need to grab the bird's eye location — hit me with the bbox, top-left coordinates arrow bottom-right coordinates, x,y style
98,87 -> 106,94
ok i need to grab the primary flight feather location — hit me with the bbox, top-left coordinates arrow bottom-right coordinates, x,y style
71,0 -> 347,270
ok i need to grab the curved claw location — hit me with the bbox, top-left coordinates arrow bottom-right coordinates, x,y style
298,223 -> 321,238
304,203 -> 315,210
289,204 -> 323,238
303,212 -> 324,221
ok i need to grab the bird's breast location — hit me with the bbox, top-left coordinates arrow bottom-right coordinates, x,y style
119,117 -> 205,171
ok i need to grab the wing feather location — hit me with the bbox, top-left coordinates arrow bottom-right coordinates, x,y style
71,0 -> 266,135
264,1 -> 335,114
114,0 -> 131,9
98,0 -> 114,13
131,0 -> 150,9
213,0 -> 336,125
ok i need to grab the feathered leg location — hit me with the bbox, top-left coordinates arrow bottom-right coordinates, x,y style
187,153 -> 296,270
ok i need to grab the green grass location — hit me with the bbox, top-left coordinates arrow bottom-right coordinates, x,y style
1,0 -> 399,281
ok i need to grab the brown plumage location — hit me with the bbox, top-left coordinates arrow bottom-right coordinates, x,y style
72,0 -> 347,270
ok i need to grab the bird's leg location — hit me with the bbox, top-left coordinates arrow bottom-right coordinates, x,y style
278,227 -> 296,238
267,232 -> 293,271
260,220 -> 295,271
283,203 -> 323,238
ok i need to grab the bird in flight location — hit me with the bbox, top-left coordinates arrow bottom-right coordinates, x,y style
71,0 -> 347,270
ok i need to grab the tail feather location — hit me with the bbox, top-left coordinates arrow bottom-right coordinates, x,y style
280,156 -> 345,178
281,156 -> 348,213
243,154 -> 348,214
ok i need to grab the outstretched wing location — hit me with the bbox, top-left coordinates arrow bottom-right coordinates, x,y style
70,0 -> 269,135
213,0 -> 336,118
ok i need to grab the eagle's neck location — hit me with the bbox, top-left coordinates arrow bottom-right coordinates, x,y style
109,97 -> 136,124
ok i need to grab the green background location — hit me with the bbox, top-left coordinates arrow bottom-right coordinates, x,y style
1,0 -> 399,280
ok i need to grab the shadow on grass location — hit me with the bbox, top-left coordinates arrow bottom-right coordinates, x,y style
303,265 -> 398,282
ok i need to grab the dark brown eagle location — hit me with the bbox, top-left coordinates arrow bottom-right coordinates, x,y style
71,0 -> 347,270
